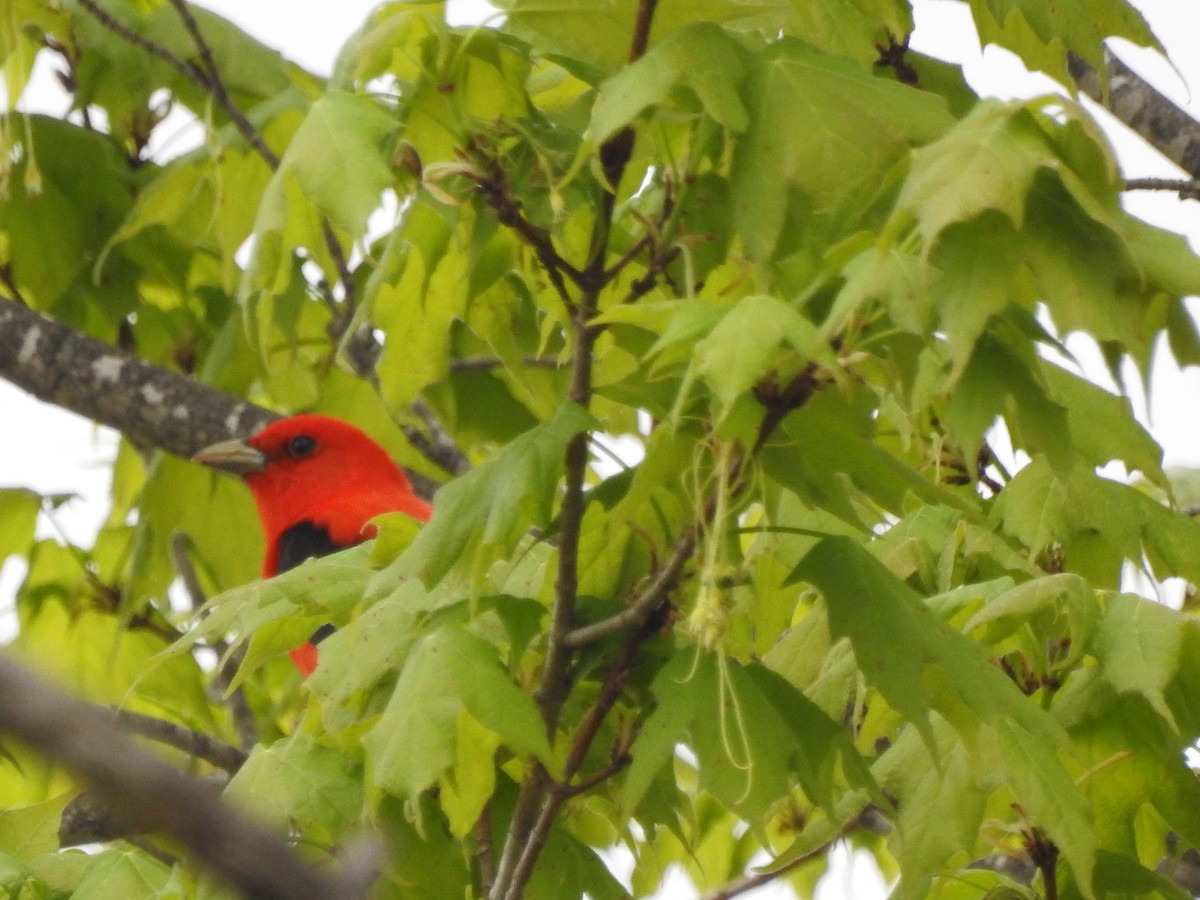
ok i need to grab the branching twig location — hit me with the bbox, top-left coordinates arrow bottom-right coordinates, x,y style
563,529 -> 696,647
469,146 -> 583,309
503,616 -> 650,900
0,659 -> 364,900
488,5 -> 661,897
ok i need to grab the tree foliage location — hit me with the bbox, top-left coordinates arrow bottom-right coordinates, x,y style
3,0 -> 1200,898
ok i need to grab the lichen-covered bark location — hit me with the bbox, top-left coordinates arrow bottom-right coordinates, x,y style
1072,51 -> 1200,177
0,296 -> 276,457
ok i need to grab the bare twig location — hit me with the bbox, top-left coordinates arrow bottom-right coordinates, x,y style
0,659 -> 365,900
563,529 -> 696,647
115,709 -> 247,772
75,0 -> 212,93
476,806 -> 496,897
449,356 -> 564,373
1124,176 -> 1200,199
161,0 -> 280,167
503,616 -> 650,900
406,398 -> 472,476
470,145 -> 583,309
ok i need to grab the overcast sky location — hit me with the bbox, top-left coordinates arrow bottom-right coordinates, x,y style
2,2 -> 1199,897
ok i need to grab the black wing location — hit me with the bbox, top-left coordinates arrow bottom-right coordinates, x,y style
275,520 -> 345,574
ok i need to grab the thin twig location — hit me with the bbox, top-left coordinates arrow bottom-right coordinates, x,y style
449,356 -> 564,373
1124,177 -> 1200,199
476,806 -> 496,897
405,398 -> 472,476
503,617 -> 651,900
164,0 -> 280,167
563,529 -> 696,647
169,532 -> 259,749
75,0 -> 212,92
115,709 -> 247,773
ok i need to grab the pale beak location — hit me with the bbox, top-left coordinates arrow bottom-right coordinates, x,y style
192,438 -> 267,476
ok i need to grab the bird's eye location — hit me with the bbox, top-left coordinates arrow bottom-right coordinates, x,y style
287,435 -> 317,458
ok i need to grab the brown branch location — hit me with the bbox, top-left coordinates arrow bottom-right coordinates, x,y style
489,5 -> 661,897
470,146 -> 583,308
75,0 -> 213,95
407,398 -> 472,476
0,658 -> 365,900
1028,831 -> 1059,900
503,616 -> 650,900
1124,176 -> 1200,199
161,0 -> 280,168
563,528 -> 696,647
115,709 -> 247,773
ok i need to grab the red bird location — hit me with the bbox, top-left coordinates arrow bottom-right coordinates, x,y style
193,414 -> 431,675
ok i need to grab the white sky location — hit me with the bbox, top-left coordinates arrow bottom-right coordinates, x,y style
2,1 -> 1199,898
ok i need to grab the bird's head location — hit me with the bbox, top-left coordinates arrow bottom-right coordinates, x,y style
193,414 -> 430,562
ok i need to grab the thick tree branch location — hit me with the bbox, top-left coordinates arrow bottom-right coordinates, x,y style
0,297 -> 444,499
1070,51 -> 1200,178
0,297 -> 274,456
0,658 -> 365,900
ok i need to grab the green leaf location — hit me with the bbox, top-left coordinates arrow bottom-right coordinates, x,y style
1092,593 -> 1183,730
965,0 -> 1157,84
246,91 -> 396,294
70,850 -> 169,900
677,294 -> 823,422
0,488 -> 39,567
397,402 -> 596,587
590,23 -> 749,143
732,40 -> 952,267
0,116 -> 134,310
793,539 -> 1076,756
226,734 -> 362,840
170,543 -> 375,681
872,718 -> 987,900
622,650 -> 870,822
1042,362 -> 1166,487
364,625 -> 553,797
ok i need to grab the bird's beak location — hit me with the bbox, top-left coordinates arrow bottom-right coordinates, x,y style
192,438 -> 267,476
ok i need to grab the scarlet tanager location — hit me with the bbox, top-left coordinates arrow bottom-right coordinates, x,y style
193,415 -> 431,675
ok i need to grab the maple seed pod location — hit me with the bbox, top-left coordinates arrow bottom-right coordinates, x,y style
688,564 -> 738,650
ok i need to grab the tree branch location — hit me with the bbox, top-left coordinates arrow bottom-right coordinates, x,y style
563,528 -> 696,647
1070,51 -> 1200,178
1124,176 -> 1200,199
115,708 -> 247,772
0,658 -> 365,900
162,0 -> 280,168
0,296 -> 275,457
